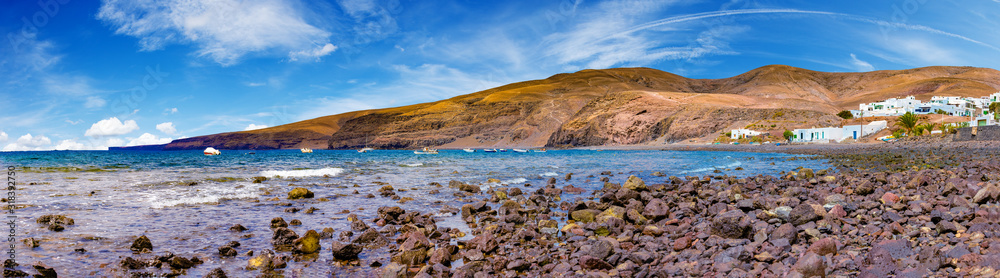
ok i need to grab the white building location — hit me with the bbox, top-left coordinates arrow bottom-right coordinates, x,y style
792,120 -> 887,143
730,129 -> 762,139
851,93 -> 1000,118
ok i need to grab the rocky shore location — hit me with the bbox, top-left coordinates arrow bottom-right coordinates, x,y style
6,140 -> 1000,277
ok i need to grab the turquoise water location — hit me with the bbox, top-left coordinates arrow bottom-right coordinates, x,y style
0,149 -> 828,276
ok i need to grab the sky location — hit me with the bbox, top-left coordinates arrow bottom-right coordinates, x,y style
2,0 -> 1000,151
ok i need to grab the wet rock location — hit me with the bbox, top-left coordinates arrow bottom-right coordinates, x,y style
271,227 -> 299,247
169,256 -> 195,269
287,187 -> 314,199
353,228 -> 389,248
36,215 -> 74,232
392,249 -> 428,265
293,230 -> 321,254
219,246 -> 237,257
289,219 -> 302,225
270,217 -> 288,229
712,210 -> 751,239
31,264 -> 57,278
789,203 -> 821,226
252,176 -> 267,183
229,224 -> 248,232
377,206 -> 406,223
121,257 -> 147,269
450,180 -> 480,193
330,241 -> 363,260
623,175 -> 646,191
204,268 -> 227,278
247,250 -> 287,271
793,252 -> 825,278
797,168 -> 814,180
380,262 -> 407,278
3,269 -> 28,277
348,214 -> 369,231
130,235 -> 153,253
23,237 -> 39,248
399,231 -> 431,252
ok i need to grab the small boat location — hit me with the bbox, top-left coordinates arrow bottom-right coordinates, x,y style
300,148 -> 313,153
203,147 -> 221,156
512,149 -> 528,153
414,147 -> 439,154
483,149 -> 498,153
533,148 -> 547,153
358,147 -> 374,153
463,148 -> 475,153
499,149 -> 508,152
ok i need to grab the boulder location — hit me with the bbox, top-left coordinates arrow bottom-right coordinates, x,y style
288,187 -> 314,199
623,175 -> 646,191
130,235 -> 153,252
789,203 -> 821,226
293,230 -> 321,254
330,241 -> 363,260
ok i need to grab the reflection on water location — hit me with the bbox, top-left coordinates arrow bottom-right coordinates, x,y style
0,149 -> 828,276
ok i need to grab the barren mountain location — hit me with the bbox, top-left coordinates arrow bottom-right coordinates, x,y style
163,65 -> 1000,150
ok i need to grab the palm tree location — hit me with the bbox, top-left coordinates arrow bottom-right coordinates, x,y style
990,102 -> 1000,120
896,112 -> 919,137
917,123 -> 936,136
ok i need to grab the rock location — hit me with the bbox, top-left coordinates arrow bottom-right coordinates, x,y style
36,215 -> 74,231
31,264 -> 57,278
451,181 -> 480,193
972,184 -> 1000,204
807,238 -> 838,256
797,168 -> 814,180
330,241 -> 363,260
539,219 -> 559,234
380,262 -> 407,278
377,206 -> 406,223
623,175 -> 646,191
349,214 -> 370,231
289,219 -> 302,225
229,224 -> 248,232
771,223 -> 798,244
642,198 -> 670,220
270,217 -> 288,229
252,176 -> 267,183
288,187 -> 314,199
793,252 -> 826,278
219,246 -> 237,257
789,203 -> 821,226
652,171 -> 665,177
121,257 -> 147,269
170,256 -> 195,269
860,247 -> 897,276
580,255 -> 613,270
571,209 -> 601,223
673,236 -> 692,251
271,227 -> 299,247
130,235 -> 153,252
711,210 -> 750,239
588,238 -> 615,259
204,268 -> 228,278
293,230 -> 321,254
246,250 -> 286,271
880,192 -> 900,205
353,228 -> 389,248
3,269 -> 29,277
392,249 -> 428,265
772,206 -> 792,220
399,231 -> 431,252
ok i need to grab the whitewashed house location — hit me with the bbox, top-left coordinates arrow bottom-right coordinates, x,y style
792,121 -> 887,143
855,96 -> 922,117
730,129 -> 762,139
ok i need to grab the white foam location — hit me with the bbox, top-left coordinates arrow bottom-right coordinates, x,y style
401,163 -> 423,167
540,172 -> 559,177
503,178 -> 528,184
259,167 -> 344,178
143,183 -> 264,209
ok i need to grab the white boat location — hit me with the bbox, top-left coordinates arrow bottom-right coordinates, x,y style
414,147 -> 439,154
358,147 -> 374,153
499,149 -> 508,152
300,148 -> 313,153
463,148 -> 475,153
512,149 -> 528,153
533,148 -> 547,153
203,147 -> 221,156
483,149 -> 498,153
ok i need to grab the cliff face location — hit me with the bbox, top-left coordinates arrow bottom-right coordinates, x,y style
162,65 -> 1000,150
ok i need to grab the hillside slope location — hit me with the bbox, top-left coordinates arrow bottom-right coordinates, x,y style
163,65 -> 1000,150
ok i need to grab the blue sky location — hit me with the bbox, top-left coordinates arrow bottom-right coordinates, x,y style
2,0 -> 999,150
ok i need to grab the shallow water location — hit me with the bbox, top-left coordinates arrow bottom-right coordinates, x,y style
0,149 -> 828,277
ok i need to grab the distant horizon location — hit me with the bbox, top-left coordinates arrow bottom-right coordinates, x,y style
3,1 -> 1000,151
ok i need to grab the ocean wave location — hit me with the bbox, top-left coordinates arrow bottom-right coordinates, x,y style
540,172 -> 559,177
400,163 -> 424,167
503,178 -> 528,184
144,183 -> 264,209
678,161 -> 743,174
259,167 -> 344,178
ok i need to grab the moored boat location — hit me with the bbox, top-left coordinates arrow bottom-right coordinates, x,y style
533,148 -> 547,153
300,148 -> 313,153
463,148 -> 475,153
414,147 -> 439,154
483,149 -> 498,152
358,147 -> 374,153
512,149 -> 528,153
203,147 -> 221,156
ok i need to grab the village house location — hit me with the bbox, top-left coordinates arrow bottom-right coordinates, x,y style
730,129 -> 762,139
791,120 -> 887,143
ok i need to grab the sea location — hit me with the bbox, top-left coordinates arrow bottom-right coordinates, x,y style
0,149 -> 830,277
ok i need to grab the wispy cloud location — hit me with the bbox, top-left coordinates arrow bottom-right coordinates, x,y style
244,123 -> 268,131
849,53 -> 875,72
84,117 -> 139,137
97,0 -> 335,65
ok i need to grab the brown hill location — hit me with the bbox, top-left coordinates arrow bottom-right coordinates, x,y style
163,65 -> 1000,150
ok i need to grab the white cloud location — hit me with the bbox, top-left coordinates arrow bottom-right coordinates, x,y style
164,107 -> 178,114
84,117 -> 140,137
289,43 -> 337,61
849,53 -> 875,72
2,134 -> 51,151
127,133 -> 173,146
247,82 -> 266,87
65,119 -> 84,125
0,132 -> 6,142
105,138 -> 125,148
156,122 -> 177,135
84,96 -> 107,108
244,124 -> 269,131
97,0 -> 334,65
53,139 -> 86,150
